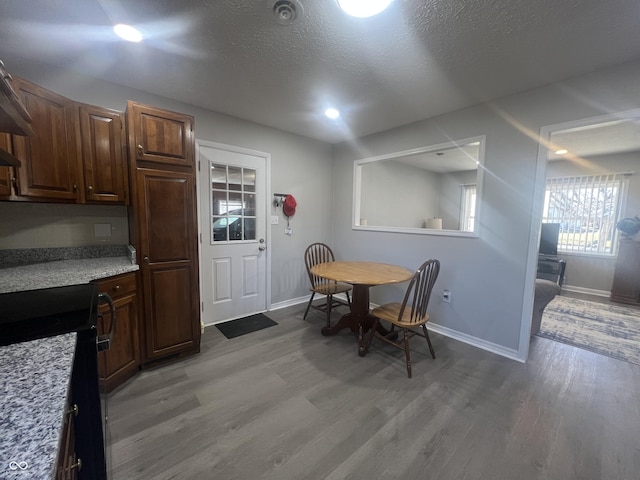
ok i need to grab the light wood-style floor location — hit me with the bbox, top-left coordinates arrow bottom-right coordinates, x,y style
106,304 -> 640,480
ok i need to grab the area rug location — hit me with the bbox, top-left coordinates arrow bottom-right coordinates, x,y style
538,295 -> 640,365
215,313 -> 278,339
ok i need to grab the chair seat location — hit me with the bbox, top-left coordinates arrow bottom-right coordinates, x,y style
311,282 -> 352,296
372,302 -> 430,327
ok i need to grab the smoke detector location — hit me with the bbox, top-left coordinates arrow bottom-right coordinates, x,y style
269,0 -> 303,25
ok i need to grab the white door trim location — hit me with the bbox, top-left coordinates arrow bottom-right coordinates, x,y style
195,139 -> 272,326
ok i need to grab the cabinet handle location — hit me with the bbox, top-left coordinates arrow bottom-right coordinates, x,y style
67,404 -> 79,417
67,457 -> 82,473
143,255 -> 149,264
88,185 -> 93,193
137,144 -> 143,154
113,284 -> 121,291
72,184 -> 78,192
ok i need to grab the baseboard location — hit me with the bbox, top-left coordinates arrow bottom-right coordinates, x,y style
269,292 -> 351,311
427,322 -> 525,363
561,284 -> 610,298
269,295 -> 309,311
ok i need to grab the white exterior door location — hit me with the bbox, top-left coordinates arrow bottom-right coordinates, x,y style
197,141 -> 269,325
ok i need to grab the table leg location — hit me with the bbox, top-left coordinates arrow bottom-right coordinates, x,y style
321,285 -> 395,355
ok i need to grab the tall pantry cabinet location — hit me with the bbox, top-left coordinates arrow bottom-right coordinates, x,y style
126,101 -> 201,362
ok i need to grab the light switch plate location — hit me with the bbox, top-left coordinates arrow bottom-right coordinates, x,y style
271,216 -> 279,225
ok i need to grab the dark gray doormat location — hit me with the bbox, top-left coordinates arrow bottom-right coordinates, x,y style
216,313 -> 278,339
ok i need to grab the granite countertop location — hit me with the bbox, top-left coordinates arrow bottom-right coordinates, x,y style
0,333 -> 77,480
0,256 -> 139,294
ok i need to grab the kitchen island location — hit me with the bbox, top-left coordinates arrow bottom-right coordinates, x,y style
0,333 -> 77,480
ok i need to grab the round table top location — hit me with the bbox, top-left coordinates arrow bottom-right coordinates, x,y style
311,261 -> 413,286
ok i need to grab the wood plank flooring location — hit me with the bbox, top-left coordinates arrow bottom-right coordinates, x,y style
106,304 -> 640,480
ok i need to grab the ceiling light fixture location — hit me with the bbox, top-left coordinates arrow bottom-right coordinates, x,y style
555,149 -> 568,155
325,108 -> 340,119
337,0 -> 393,18
113,24 -> 142,43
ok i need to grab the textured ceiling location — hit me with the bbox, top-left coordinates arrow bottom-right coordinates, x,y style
1,0 -> 640,143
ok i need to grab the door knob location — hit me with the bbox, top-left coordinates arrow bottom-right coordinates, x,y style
259,245 -> 266,251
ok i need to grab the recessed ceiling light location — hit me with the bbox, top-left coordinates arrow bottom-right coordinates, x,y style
325,108 -> 340,119
555,149 -> 568,155
337,0 -> 393,18
113,24 -> 142,43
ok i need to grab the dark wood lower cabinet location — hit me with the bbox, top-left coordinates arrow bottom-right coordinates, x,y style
135,168 -> 201,362
56,394 -> 79,480
95,272 -> 140,393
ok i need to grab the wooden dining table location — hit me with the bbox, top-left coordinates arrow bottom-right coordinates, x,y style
310,261 -> 413,356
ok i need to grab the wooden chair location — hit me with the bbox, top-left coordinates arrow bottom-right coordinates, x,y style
303,243 -> 352,328
364,259 -> 440,378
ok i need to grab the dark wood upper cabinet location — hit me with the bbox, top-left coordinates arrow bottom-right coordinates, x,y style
127,102 -> 194,168
11,77 -> 81,201
0,133 -> 13,197
79,104 -> 128,204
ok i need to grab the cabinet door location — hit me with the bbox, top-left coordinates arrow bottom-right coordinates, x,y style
127,101 -> 194,168
11,78 -> 81,200
0,133 -> 13,197
96,273 -> 140,393
136,168 -> 200,360
79,104 -> 128,204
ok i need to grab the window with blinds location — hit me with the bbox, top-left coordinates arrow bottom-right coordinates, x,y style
542,173 -> 628,255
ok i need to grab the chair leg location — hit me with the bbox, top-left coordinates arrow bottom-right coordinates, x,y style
346,291 -> 351,307
326,294 -> 333,329
303,292 -> 315,319
422,324 -> 436,359
403,328 -> 412,378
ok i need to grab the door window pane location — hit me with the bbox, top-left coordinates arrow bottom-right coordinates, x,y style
209,163 -> 259,243
228,166 -> 242,191
212,190 -> 227,215
243,169 -> 256,193
211,164 -> 227,190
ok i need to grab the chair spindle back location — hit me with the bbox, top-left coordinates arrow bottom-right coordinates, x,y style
398,259 -> 440,325
305,243 -> 337,288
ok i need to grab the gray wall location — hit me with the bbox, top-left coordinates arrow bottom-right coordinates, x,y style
2,60 -> 334,305
545,152 -> 640,292
332,60 -> 640,357
360,161 -> 439,228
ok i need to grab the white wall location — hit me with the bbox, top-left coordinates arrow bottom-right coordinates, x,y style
332,60 -> 640,359
3,60 -> 334,305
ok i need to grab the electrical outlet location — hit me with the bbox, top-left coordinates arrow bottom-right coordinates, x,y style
271,216 -> 279,225
442,289 -> 451,303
